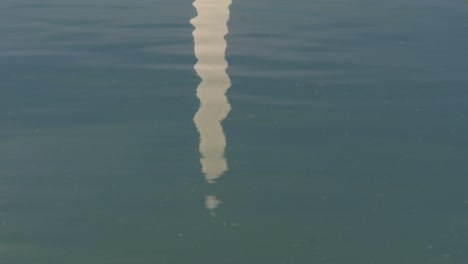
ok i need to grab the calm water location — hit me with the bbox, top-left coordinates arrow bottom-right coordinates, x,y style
1,0 -> 468,263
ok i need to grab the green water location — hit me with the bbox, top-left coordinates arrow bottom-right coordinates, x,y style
1,0 -> 468,263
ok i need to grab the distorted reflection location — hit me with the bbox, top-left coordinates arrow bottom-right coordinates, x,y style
191,0 -> 232,212
205,195 -> 222,214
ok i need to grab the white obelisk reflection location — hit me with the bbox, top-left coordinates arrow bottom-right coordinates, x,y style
191,0 -> 232,212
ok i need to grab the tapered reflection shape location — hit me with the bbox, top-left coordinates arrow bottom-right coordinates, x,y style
191,0 -> 232,185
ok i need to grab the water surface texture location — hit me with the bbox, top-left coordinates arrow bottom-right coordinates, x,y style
1,0 -> 468,263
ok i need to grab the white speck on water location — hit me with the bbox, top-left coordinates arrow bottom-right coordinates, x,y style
205,195 -> 221,211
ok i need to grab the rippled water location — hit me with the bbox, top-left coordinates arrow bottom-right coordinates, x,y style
1,0 -> 468,263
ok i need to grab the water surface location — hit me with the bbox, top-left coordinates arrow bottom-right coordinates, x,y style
1,0 -> 468,263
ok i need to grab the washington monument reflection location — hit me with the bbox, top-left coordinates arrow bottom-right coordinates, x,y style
191,0 -> 232,212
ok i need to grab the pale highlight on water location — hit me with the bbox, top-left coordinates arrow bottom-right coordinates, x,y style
191,0 -> 232,212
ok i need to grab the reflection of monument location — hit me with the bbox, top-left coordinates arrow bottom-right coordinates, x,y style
191,0 -> 232,212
